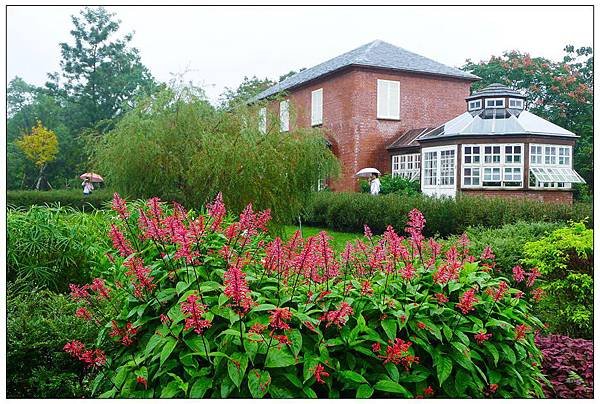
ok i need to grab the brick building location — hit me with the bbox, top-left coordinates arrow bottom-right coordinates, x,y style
253,40 -> 478,191
253,41 -> 584,201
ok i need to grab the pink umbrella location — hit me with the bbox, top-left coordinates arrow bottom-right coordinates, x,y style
80,172 -> 104,183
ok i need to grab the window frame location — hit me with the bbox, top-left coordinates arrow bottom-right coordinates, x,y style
391,153 -> 420,181
468,99 -> 482,111
279,100 -> 289,132
484,98 -> 505,108
529,144 -> 575,189
461,143 -> 524,189
258,107 -> 267,134
508,98 -> 524,109
311,88 -> 323,126
377,79 -> 400,120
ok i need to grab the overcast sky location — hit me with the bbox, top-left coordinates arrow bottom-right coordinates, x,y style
7,5 -> 593,105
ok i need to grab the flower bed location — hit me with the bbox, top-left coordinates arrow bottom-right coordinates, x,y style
62,193 -> 550,398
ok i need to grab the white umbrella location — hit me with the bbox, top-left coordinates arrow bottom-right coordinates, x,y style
355,167 -> 381,177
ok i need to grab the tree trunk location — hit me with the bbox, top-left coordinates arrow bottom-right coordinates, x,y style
35,164 -> 46,191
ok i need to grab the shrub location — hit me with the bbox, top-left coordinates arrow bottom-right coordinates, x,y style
303,192 -> 592,237
534,334 -> 593,399
7,284 -> 98,398
7,189 -> 114,210
522,222 -> 593,339
446,222 -> 562,271
94,85 -> 339,224
61,193 -> 548,398
7,206 -> 111,292
359,175 -> 420,196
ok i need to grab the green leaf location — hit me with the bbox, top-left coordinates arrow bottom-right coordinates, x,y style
248,369 -> 271,398
384,362 -> 399,382
289,329 -> 303,356
303,355 -> 320,382
485,344 -> 499,366
98,388 -> 116,398
189,377 -> 212,398
436,355 -> 453,386
160,380 -> 181,398
145,333 -> 165,357
266,348 -> 296,368
176,281 -> 189,295
339,370 -> 368,385
227,352 -> 249,389
284,373 -> 303,388
356,384 -> 374,398
373,380 -> 413,397
381,318 -> 397,340
250,303 -> 277,312
303,386 -> 317,398
160,337 -> 177,366
500,343 -> 516,364
442,325 -> 453,341
157,287 -> 177,303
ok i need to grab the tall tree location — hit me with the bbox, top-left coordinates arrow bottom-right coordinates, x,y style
219,76 -> 275,109
16,121 -> 59,190
45,6 -> 157,132
462,46 -> 593,193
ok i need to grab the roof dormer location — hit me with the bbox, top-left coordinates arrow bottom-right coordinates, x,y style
466,83 -> 526,114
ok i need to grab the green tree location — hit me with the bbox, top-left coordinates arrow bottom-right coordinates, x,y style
45,6 -> 157,132
95,85 -> 339,224
16,121 -> 59,190
219,75 -> 276,109
462,46 -> 593,193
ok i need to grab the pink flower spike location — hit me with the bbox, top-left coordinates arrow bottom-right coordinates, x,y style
111,193 -> 129,220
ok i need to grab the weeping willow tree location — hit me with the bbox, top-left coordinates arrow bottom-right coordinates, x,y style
94,84 -> 339,224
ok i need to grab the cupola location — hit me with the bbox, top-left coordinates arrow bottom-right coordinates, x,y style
465,83 -> 527,114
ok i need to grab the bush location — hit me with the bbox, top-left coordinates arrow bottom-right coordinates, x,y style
446,222 -> 562,271
522,222 -> 593,339
7,285 -> 98,398
7,206 -> 111,292
534,334 -> 593,399
61,194 -> 548,398
94,85 -> 339,224
303,192 -> 592,238
7,189 -> 114,210
359,175 -> 420,196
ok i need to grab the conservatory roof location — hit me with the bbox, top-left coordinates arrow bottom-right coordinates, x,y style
387,127 -> 436,150
418,109 -> 577,141
530,167 -> 585,184
251,40 -> 479,101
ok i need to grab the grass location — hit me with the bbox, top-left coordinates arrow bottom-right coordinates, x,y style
282,225 -> 362,252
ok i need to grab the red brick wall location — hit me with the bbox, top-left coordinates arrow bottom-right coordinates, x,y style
268,66 -> 472,191
461,189 -> 574,204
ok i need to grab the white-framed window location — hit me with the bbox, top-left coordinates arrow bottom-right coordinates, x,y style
462,143 -> 524,188
279,100 -> 289,132
311,88 -> 323,126
423,151 -> 437,186
509,98 -> 524,109
440,150 -> 455,185
258,107 -> 267,134
485,98 -> 505,108
377,79 -> 400,120
391,153 -> 420,181
468,100 -> 482,111
529,144 -> 582,189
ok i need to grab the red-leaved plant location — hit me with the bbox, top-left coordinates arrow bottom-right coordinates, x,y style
63,193 -> 549,398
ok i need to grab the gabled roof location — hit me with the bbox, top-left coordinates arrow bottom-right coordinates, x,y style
418,110 -> 577,141
252,40 -> 480,101
387,127 -> 436,151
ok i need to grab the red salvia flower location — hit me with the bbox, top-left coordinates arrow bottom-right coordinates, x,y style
75,307 -> 93,321
361,280 -> 373,296
456,288 -> 479,314
401,354 -> 420,371
207,192 -> 226,231
405,209 -> 426,248
435,293 -> 449,304
180,294 -> 212,335
313,364 -> 330,384
400,263 -> 416,281
417,321 -> 427,330
514,324 -> 531,341
372,342 -> 381,353
160,314 -> 170,324
265,238 -> 285,275
424,386 -> 435,397
90,278 -> 110,299
223,264 -> 253,314
480,246 -> 495,261
108,224 -> 134,257
69,284 -> 90,301
474,331 -> 492,344
79,348 -> 106,368
341,242 -> 354,265
512,265 -> 526,283
111,193 -> 129,220
269,307 -> 292,331
319,301 -> 354,328
303,321 -> 317,333
136,376 -> 148,389
380,338 -> 412,365
64,340 -> 85,358
364,224 -> 373,239
526,267 -> 541,287
123,257 -> 156,297
147,197 -> 163,220
490,281 -> 509,302
273,334 -> 291,347
137,210 -> 165,242
249,323 -> 267,335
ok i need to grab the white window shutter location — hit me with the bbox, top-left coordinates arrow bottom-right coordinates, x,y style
259,107 -> 267,134
280,100 -> 289,132
389,81 -> 400,119
377,80 -> 400,119
377,80 -> 387,118
311,89 -> 323,126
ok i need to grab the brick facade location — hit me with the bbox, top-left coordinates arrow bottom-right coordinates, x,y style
268,66 -> 472,191
460,189 -> 573,204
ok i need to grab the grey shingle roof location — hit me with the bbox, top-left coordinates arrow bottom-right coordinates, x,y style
466,83 -> 525,100
252,40 -> 480,101
387,127 -> 436,150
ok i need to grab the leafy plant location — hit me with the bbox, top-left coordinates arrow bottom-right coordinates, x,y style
62,193 -> 548,398
534,334 -> 593,398
359,175 -> 420,196
7,284 -> 98,398
15,120 -> 59,190
522,222 -> 593,338
7,189 -> 114,210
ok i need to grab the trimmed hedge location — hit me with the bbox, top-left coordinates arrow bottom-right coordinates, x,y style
302,192 -> 592,237
7,189 -> 115,210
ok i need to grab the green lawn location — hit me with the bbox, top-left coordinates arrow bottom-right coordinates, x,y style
282,225 -> 362,252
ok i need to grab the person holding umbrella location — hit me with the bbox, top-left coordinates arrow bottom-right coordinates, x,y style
82,176 -> 94,196
369,172 -> 381,195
